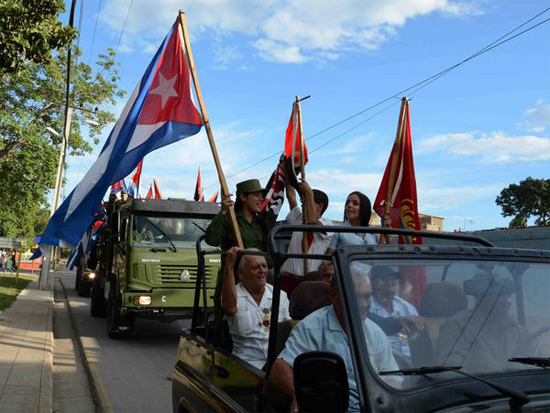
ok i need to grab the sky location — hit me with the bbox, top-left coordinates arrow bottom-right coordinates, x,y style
60,0 -> 550,231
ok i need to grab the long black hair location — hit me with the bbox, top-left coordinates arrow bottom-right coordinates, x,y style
344,191 -> 372,227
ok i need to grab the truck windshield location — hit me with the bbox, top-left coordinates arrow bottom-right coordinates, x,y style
347,258 -> 550,390
132,215 -> 210,249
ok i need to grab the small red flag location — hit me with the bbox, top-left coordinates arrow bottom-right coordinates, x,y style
207,192 -> 218,203
194,167 -> 204,201
284,102 -> 308,169
146,184 -> 153,199
153,178 -> 163,200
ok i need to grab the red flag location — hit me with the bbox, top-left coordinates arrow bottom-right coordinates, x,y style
153,178 -> 163,200
146,184 -> 153,199
284,102 -> 308,169
373,99 -> 425,308
207,192 -> 218,203
194,167 -> 204,201
129,160 -> 143,198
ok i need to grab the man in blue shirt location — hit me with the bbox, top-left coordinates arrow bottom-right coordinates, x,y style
271,264 -> 400,412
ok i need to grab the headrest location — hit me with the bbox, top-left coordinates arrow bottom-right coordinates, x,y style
290,281 -> 331,320
463,277 -> 515,296
419,282 -> 468,317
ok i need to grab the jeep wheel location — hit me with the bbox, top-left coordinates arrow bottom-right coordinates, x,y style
90,283 -> 107,318
106,294 -> 134,339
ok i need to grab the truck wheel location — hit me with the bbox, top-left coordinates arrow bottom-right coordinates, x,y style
106,294 -> 134,339
90,283 -> 107,318
75,266 -> 82,291
78,278 -> 92,297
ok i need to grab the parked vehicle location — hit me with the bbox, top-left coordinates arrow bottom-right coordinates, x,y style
172,225 -> 550,412
90,198 -> 221,339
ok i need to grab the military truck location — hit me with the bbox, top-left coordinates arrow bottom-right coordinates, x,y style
90,198 -> 221,339
172,225 -> 550,412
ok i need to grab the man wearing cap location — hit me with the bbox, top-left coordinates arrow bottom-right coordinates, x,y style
369,266 -> 424,366
280,179 -> 333,295
205,179 -> 275,317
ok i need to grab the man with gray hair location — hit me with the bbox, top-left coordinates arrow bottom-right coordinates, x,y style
222,247 -> 290,369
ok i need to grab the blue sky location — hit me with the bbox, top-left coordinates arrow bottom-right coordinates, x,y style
61,0 -> 550,231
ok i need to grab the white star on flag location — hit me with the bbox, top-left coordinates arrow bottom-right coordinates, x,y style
149,72 -> 179,109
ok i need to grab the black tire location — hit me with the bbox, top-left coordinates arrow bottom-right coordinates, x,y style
78,278 -> 92,297
106,293 -> 134,339
75,266 -> 82,291
90,283 -> 107,318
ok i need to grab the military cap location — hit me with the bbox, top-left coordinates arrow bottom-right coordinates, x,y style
370,266 -> 400,278
236,179 -> 263,195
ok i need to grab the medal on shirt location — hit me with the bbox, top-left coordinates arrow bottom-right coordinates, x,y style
262,307 -> 271,332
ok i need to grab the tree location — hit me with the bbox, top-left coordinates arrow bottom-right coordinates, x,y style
0,0 -> 76,74
0,47 -> 126,238
495,177 -> 550,228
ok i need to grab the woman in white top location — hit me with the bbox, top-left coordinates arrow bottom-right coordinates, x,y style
326,191 -> 390,254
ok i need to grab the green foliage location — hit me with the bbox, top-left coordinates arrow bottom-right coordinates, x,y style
495,177 -> 550,228
0,0 -> 76,74
0,46 -> 126,238
0,272 -> 36,311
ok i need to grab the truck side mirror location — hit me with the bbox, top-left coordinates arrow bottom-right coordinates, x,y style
293,351 -> 349,413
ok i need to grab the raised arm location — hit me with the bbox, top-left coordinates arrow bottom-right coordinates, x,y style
298,179 -> 320,224
285,175 -> 298,210
204,194 -> 233,246
221,246 -> 240,316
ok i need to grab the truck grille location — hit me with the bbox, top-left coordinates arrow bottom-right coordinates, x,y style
155,264 -> 216,286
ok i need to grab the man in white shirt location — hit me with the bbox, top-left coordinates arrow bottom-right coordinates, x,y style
222,247 -> 290,370
281,179 -> 332,295
370,266 -> 423,365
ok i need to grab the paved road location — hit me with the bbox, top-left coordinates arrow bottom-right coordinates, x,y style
55,270 -> 188,413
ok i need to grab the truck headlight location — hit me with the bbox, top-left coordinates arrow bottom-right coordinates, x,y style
88,272 -> 96,279
134,295 -> 152,306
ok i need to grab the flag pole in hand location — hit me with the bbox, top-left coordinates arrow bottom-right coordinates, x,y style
295,95 -> 309,275
178,10 -> 243,248
380,97 -> 408,244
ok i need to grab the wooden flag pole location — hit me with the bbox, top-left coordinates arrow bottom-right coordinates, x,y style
296,95 -> 309,275
179,10 -> 243,248
380,97 -> 408,245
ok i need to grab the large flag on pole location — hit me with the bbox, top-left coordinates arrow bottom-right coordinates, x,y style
373,98 -> 425,307
153,178 -> 163,200
110,180 -> 126,196
41,20 -> 203,247
128,160 -> 143,198
193,166 -> 204,201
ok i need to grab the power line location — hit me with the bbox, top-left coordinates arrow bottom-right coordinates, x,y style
88,0 -> 103,66
201,7 -> 550,191
114,0 -> 135,57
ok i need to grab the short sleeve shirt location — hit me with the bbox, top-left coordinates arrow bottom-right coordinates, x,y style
281,206 -> 333,276
370,296 -> 418,358
279,305 -> 399,411
226,283 -> 290,369
328,224 -> 379,250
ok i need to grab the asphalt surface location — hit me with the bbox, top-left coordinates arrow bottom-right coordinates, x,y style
55,270 -> 189,413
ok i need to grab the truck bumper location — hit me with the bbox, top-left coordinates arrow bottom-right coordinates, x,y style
123,288 -> 214,310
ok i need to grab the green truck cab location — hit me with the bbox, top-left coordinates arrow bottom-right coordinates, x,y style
172,225 -> 550,412
90,198 -> 221,339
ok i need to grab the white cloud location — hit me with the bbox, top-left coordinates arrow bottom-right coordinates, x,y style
418,183 -> 501,212
418,131 -> 550,162
517,99 -> 550,133
213,46 -> 243,70
100,0 -> 482,62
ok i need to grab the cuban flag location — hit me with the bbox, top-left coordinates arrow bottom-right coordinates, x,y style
41,20 -> 203,247
153,178 -> 163,200
110,179 -> 127,195
128,160 -> 143,198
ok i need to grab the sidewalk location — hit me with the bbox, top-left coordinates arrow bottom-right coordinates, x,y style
0,278 -> 53,413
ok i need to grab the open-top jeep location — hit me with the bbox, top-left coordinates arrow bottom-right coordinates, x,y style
172,225 -> 550,412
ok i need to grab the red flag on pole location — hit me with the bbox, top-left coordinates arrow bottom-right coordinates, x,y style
207,192 -> 218,203
284,102 -> 308,188
373,98 -> 425,307
146,184 -> 153,199
153,178 -> 163,200
194,167 -> 204,201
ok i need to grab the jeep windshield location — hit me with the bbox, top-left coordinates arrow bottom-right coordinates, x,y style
347,257 -> 550,390
132,215 -> 210,249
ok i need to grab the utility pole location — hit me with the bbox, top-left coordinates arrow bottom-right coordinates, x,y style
39,0 -> 78,290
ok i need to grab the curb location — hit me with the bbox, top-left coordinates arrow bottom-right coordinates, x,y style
38,285 -> 54,413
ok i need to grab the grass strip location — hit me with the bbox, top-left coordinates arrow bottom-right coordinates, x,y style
0,272 -> 38,311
